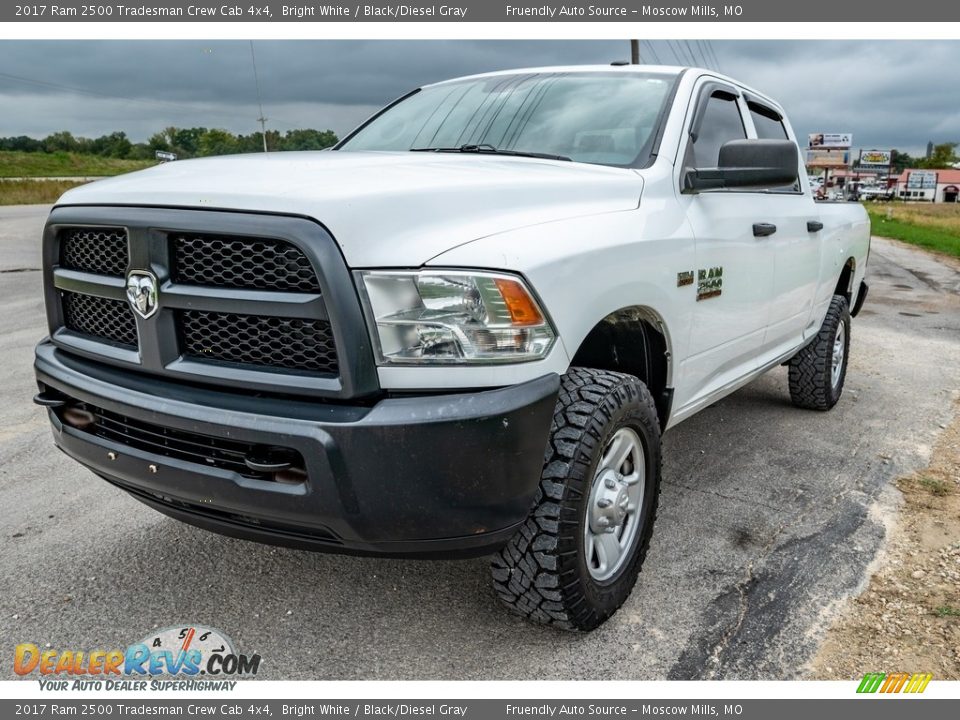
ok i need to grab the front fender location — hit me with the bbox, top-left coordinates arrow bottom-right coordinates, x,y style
422,206 -> 694,390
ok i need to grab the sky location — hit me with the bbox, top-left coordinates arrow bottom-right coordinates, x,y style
1,39 -> 958,157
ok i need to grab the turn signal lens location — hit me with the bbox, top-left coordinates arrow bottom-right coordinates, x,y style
494,278 -> 544,327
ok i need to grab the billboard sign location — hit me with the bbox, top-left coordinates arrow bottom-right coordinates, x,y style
860,150 -> 892,166
806,149 -> 850,168
809,132 -> 853,149
906,170 -> 938,189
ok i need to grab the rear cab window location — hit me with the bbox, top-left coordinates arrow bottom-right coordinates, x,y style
747,98 -> 802,193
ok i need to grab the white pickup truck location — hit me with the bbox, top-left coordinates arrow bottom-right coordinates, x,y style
34,65 -> 870,631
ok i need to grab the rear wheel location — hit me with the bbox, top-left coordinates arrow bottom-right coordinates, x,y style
788,294 -> 851,410
490,367 -> 662,631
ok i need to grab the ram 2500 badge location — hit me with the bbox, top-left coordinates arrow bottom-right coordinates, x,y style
34,65 -> 870,630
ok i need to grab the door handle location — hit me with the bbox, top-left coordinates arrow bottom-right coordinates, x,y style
752,223 -> 777,237
807,221 -> 824,232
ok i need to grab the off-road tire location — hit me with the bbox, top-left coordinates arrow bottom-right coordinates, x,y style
788,294 -> 851,410
490,367 -> 662,631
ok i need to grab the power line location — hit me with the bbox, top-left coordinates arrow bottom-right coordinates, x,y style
696,40 -> 713,70
705,40 -> 722,72
665,41 -> 684,65
643,41 -> 662,65
703,40 -> 720,72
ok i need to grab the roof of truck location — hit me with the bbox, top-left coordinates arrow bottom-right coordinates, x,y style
425,64 -> 687,87
423,65 -> 783,114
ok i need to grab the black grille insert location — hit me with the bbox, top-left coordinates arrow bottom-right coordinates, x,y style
62,292 -> 138,347
171,233 -> 321,292
67,401 -> 305,482
60,227 -> 129,277
178,310 -> 338,375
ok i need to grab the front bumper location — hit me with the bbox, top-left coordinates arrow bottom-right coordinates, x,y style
35,341 -> 559,558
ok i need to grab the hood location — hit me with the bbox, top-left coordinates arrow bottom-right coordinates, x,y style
57,151 -> 644,267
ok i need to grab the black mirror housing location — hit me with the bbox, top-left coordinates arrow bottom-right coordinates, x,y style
684,139 -> 799,192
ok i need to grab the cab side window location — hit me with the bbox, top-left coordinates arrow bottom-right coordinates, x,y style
748,102 -> 789,140
688,91 -> 746,169
748,101 -> 800,192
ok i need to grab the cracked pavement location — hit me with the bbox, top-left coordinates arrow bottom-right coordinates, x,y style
1,205 -> 959,680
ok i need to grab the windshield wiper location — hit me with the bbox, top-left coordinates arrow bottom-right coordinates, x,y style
410,143 -> 571,162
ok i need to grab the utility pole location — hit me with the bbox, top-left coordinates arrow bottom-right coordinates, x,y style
249,40 -> 268,153
630,40 -> 640,64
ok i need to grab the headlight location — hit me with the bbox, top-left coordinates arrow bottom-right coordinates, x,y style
356,270 -> 556,364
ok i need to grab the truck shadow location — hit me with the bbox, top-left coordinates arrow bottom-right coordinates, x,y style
33,366 -> 884,680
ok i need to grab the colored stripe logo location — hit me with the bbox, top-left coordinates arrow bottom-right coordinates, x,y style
857,672 -> 932,694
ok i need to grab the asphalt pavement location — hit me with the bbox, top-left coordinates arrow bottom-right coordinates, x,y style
1,204 -> 958,680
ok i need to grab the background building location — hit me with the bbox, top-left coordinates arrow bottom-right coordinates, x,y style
895,169 -> 960,203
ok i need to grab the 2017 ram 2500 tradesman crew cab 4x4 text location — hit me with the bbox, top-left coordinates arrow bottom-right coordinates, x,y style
34,66 -> 870,630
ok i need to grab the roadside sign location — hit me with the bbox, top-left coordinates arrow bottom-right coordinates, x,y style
155,150 -> 177,162
860,150 -> 892,166
809,133 -> 853,149
906,170 -> 938,189
806,149 -> 850,168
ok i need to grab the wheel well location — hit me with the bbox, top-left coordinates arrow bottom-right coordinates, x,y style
834,258 -> 856,301
570,307 -> 672,429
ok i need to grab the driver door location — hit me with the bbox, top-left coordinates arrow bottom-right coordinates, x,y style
674,82 -> 776,410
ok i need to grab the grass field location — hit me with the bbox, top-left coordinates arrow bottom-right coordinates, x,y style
0,179 -> 88,206
867,203 -> 960,259
0,151 -> 154,178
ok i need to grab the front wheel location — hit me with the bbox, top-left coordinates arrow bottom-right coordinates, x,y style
490,367 -> 662,631
788,294 -> 851,410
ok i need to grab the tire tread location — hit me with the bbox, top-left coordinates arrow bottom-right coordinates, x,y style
788,294 -> 850,410
490,367 -> 661,631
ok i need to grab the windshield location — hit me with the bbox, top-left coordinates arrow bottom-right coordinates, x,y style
337,71 -> 678,167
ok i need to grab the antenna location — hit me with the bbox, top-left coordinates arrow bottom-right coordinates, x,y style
249,40 -> 268,153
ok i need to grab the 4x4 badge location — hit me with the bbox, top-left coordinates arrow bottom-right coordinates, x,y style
126,270 -> 159,319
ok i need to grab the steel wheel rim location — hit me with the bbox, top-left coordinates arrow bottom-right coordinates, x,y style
584,427 -> 646,582
831,321 -> 846,389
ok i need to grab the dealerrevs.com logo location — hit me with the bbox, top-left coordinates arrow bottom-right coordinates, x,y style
15,625 -> 261,691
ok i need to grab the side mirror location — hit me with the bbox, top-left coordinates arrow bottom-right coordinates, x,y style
684,139 -> 799,192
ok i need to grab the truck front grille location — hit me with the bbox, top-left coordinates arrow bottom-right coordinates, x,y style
62,291 -> 138,347
60,228 -> 129,276
179,310 -> 338,374
171,233 -> 322,292
45,210 -> 365,399
67,400 -> 305,483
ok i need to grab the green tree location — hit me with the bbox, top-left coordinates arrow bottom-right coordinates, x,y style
0,135 -> 42,152
43,131 -> 80,153
916,142 -> 959,169
160,127 -> 207,158
197,128 -> 239,157
146,132 -> 171,153
889,149 -> 914,175
1,126 -> 340,160
89,131 -> 132,158
127,143 -> 153,160
280,129 -> 339,151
